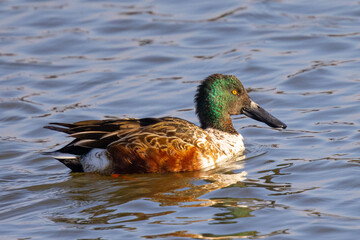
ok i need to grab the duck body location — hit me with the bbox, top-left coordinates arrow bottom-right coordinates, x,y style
46,74 -> 286,174
47,117 -> 244,174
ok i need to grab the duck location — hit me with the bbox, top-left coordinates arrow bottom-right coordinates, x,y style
45,73 -> 286,174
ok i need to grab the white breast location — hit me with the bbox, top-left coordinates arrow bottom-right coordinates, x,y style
205,128 -> 244,156
197,128 -> 245,169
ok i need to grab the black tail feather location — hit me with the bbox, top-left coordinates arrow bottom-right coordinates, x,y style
56,157 -> 84,172
42,151 -> 84,172
44,125 -> 72,134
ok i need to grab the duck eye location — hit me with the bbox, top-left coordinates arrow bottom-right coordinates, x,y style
232,90 -> 237,95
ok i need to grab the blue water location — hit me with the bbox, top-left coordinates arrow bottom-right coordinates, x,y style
1,0 -> 360,239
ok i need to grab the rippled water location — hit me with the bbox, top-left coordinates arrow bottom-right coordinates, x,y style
1,0 -> 360,239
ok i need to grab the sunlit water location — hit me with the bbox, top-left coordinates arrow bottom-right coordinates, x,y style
1,0 -> 360,239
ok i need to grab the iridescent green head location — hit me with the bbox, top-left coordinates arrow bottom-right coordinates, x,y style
195,73 -> 286,134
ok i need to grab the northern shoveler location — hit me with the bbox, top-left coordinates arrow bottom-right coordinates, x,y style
45,73 -> 286,174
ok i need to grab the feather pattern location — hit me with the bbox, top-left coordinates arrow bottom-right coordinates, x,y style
45,117 -> 244,174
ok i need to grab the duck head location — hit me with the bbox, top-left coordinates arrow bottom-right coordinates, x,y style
195,73 -> 287,134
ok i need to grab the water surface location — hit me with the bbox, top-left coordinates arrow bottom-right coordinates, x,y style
1,0 -> 360,239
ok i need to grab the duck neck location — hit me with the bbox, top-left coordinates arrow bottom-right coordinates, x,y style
198,110 -> 238,134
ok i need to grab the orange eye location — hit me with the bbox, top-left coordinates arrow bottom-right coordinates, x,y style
232,90 -> 237,95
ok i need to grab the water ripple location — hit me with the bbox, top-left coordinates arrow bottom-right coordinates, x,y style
1,0 -> 360,239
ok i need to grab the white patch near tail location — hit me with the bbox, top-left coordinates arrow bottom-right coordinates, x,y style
80,148 -> 110,173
